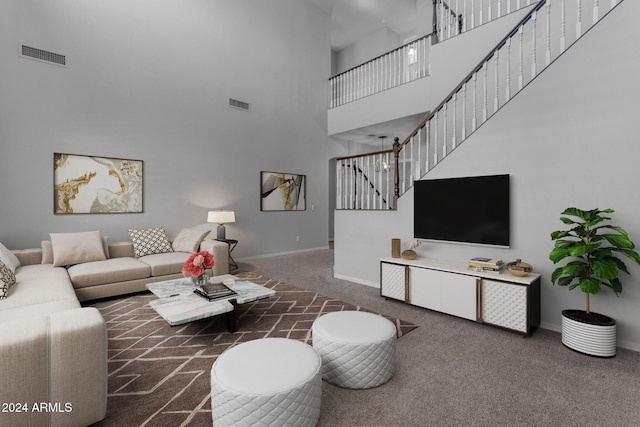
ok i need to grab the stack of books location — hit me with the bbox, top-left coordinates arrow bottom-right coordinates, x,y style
467,257 -> 505,273
194,282 -> 238,301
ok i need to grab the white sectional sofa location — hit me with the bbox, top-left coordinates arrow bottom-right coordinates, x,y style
0,227 -> 229,426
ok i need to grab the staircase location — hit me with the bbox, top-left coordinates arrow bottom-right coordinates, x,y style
336,0 -> 623,210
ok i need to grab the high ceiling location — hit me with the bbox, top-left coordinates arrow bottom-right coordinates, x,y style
304,0 -> 419,51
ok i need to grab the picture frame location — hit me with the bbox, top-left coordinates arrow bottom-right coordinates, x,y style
53,153 -> 144,214
260,171 -> 306,211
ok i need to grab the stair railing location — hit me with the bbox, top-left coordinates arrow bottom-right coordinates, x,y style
336,0 -> 623,210
397,0 -> 622,198
434,0 -> 536,43
329,35 -> 431,109
336,142 -> 400,210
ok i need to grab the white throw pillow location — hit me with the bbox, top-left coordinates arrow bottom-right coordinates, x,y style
0,242 -> 21,273
0,260 -> 17,299
50,230 -> 108,267
172,228 -> 210,253
128,227 -> 174,258
42,236 -> 110,264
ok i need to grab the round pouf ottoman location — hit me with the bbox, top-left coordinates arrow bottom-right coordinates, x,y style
210,338 -> 322,427
312,310 -> 397,389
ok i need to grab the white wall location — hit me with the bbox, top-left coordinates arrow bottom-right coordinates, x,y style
335,0 -> 640,351
0,0 -> 347,257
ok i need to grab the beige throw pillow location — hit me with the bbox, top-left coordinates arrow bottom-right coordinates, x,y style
172,228 -> 210,253
50,230 -> 108,267
42,236 -> 110,264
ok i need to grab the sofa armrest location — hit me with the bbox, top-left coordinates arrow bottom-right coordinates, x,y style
0,318 -> 50,426
49,307 -> 108,427
200,239 -> 229,276
12,248 -> 43,266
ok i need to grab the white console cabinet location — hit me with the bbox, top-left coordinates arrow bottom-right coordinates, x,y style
380,257 -> 541,336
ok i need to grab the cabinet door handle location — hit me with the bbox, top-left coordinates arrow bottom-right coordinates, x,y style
404,266 -> 411,304
476,278 -> 482,322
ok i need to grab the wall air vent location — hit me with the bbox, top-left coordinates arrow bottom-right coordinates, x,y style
19,44 -> 66,67
229,98 -> 250,111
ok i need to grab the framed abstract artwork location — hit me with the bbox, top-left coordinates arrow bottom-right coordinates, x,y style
53,153 -> 144,214
260,171 -> 306,211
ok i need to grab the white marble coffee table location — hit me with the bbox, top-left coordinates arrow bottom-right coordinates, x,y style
146,274 -> 275,330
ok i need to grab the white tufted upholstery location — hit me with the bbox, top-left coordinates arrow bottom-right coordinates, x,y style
312,310 -> 397,389
210,338 -> 322,427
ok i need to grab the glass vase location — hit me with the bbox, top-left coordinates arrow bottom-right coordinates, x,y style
191,274 -> 208,286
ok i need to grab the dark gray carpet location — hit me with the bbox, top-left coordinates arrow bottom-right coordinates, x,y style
239,249 -> 640,427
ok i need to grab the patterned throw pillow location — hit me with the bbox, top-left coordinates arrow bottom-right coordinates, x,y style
0,260 -> 17,299
128,227 -> 174,258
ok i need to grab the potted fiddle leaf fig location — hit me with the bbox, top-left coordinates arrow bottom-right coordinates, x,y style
549,207 -> 640,357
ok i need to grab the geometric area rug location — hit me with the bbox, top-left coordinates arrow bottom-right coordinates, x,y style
87,273 -> 418,426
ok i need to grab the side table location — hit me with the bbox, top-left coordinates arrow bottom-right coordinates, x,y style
216,238 -> 238,270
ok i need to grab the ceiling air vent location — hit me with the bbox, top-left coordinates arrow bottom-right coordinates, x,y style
19,43 -> 66,67
229,98 -> 250,111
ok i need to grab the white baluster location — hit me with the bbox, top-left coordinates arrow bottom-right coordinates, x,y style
470,0 -> 475,30
443,103 -> 448,156
593,0 -> 599,25
462,81 -> 467,140
482,62 -> 488,123
561,0 -> 567,52
452,92 -> 458,148
576,0 -> 583,39
434,111 -> 439,164
480,0 -> 484,26
532,10 -> 538,79
497,0 -> 502,18
518,26 -> 524,90
494,51 -> 499,113
546,0 -> 552,66
506,37 -> 512,100
472,73 -> 478,132
463,0 -> 467,32
507,0 -> 512,15
488,0 -> 492,22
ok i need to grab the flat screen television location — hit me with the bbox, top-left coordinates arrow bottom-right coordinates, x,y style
413,174 -> 510,247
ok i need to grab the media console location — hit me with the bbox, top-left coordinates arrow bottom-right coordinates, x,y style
380,257 -> 541,336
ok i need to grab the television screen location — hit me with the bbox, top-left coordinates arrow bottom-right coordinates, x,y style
413,174 -> 510,247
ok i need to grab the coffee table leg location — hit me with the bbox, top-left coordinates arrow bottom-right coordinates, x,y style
226,299 -> 238,333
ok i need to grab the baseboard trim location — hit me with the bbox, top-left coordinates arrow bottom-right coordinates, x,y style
333,273 -> 378,288
237,246 -> 330,261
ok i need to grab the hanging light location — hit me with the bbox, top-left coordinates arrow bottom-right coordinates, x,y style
376,136 -> 389,173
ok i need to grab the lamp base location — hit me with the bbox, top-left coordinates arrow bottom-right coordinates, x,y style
216,225 -> 226,240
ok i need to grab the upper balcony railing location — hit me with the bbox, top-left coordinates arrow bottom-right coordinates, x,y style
329,35 -> 431,109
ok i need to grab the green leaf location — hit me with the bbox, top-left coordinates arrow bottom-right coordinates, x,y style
568,243 -> 600,257
595,225 -> 629,236
584,217 -> 606,228
612,248 -> 640,265
567,282 -> 580,291
609,278 -> 623,295
601,233 -> 635,249
591,258 -> 619,280
558,277 -> 576,287
579,277 -> 602,294
550,230 -> 571,240
560,217 -> 577,225
549,247 -> 569,263
551,267 -> 564,284
562,207 -> 589,219
554,239 -> 578,249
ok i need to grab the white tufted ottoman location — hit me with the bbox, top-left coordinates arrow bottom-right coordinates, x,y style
312,310 -> 397,389
210,338 -> 322,427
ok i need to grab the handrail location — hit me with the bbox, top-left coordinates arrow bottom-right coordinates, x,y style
329,34 -> 432,81
400,0 -> 546,147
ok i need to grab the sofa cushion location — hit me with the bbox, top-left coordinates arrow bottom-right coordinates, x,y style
67,258 -> 151,288
50,231 -> 107,267
172,227 -> 210,253
0,264 -> 79,311
0,261 -> 17,299
128,227 -> 173,258
138,252 -> 191,276
0,242 -> 21,273
43,236 -> 110,264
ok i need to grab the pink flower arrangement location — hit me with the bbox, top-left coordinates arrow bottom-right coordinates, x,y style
182,251 -> 214,278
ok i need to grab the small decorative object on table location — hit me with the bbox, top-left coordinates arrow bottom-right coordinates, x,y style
182,251 -> 214,286
391,238 -> 401,258
506,259 -> 533,277
402,240 -> 422,260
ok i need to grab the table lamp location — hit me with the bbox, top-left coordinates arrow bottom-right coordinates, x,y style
207,210 -> 235,239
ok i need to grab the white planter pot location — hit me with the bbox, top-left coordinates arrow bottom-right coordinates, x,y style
561,310 -> 616,358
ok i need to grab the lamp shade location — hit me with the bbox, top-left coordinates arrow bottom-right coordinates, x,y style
207,210 -> 235,224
